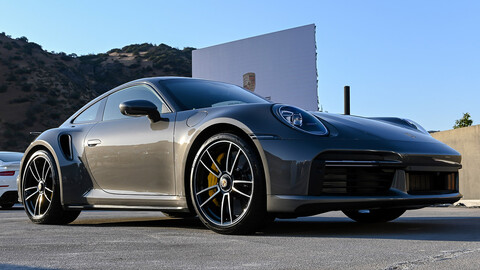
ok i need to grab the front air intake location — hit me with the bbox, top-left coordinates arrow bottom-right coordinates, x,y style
309,151 -> 402,196
320,166 -> 395,195
407,172 -> 457,194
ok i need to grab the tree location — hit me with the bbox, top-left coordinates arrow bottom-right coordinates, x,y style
17,36 -> 28,43
453,112 -> 473,129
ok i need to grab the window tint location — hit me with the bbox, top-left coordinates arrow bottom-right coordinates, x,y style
103,85 -> 166,121
73,101 -> 102,123
158,79 -> 269,111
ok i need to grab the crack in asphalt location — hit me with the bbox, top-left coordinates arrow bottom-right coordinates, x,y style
384,248 -> 480,270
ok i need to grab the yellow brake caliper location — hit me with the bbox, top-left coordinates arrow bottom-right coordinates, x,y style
208,153 -> 225,206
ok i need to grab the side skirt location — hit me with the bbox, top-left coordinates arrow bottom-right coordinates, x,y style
64,188 -> 190,211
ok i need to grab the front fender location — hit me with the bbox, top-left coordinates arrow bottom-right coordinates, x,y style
19,126 -> 96,207
19,134 -> 66,206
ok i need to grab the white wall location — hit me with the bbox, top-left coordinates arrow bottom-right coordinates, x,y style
192,24 -> 318,111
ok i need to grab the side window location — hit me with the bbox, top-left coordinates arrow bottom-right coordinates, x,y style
73,100 -> 102,123
103,85 -> 167,121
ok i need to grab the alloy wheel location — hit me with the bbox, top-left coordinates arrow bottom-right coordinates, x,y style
23,153 -> 55,218
193,139 -> 254,227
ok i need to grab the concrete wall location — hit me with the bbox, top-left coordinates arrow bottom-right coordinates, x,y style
432,125 -> 480,199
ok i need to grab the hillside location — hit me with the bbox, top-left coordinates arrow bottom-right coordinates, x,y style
0,33 -> 194,151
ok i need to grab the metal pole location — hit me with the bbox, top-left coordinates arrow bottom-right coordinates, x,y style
344,85 -> 350,115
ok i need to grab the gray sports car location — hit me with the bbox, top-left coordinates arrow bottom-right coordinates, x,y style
18,77 -> 461,234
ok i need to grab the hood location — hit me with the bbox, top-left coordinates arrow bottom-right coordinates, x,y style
313,112 -> 434,143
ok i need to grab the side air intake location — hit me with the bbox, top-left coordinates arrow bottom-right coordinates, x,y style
59,134 -> 73,160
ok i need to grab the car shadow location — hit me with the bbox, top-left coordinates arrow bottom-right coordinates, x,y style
262,215 -> 480,241
69,214 -> 480,241
0,205 -> 24,211
70,216 -> 208,231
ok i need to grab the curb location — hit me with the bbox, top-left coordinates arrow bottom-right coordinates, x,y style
453,200 -> 480,208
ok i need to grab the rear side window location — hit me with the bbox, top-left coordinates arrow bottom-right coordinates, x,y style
73,101 -> 102,124
103,85 -> 168,121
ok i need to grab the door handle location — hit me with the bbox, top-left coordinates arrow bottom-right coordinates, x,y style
87,139 -> 102,147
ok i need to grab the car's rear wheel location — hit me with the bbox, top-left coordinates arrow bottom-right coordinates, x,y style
1,203 -> 15,209
342,208 -> 406,223
21,150 -> 81,224
191,133 -> 267,234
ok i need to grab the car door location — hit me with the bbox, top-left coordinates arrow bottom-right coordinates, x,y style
84,84 -> 176,195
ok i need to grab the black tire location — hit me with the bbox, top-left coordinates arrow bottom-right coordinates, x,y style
190,133 -> 268,234
163,211 -> 197,218
342,208 -> 406,223
1,203 -> 15,209
21,150 -> 81,224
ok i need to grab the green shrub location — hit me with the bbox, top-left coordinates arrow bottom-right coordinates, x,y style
45,97 -> 57,106
21,84 -> 32,92
69,91 -> 80,99
16,36 -> 28,43
107,48 -> 121,54
3,43 -> 12,50
36,86 -> 48,92
23,42 -> 42,55
17,67 -> 31,74
6,73 -> 17,81
9,97 -> 29,104
60,52 -> 72,61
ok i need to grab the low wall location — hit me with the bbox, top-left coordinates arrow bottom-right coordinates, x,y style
431,125 -> 480,199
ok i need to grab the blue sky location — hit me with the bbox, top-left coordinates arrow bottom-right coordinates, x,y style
1,0 -> 478,131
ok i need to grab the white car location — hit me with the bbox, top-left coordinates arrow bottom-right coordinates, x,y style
0,152 -> 23,209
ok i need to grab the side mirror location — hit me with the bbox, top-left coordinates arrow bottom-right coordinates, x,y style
119,100 -> 161,122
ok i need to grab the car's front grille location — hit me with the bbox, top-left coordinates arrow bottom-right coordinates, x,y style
320,166 -> 395,195
309,151 -> 401,196
407,172 -> 457,194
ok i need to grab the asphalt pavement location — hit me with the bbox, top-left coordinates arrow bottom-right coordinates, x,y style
0,205 -> 479,270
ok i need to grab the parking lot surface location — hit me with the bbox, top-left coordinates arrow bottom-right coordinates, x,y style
1,206 -> 479,269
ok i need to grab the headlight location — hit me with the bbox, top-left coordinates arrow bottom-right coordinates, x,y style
273,104 -> 328,135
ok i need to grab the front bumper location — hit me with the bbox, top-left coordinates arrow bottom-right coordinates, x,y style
267,191 -> 462,215
257,138 -> 462,214
0,177 -> 19,204
0,172 -> 18,203
0,190 -> 18,204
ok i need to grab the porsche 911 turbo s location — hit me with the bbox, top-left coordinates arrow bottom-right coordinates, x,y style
18,77 -> 461,234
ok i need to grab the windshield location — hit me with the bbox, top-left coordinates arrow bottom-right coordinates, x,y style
158,79 -> 269,111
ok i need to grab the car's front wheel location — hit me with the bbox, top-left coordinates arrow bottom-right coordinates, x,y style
21,150 -> 81,224
190,133 -> 267,234
342,208 -> 406,223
